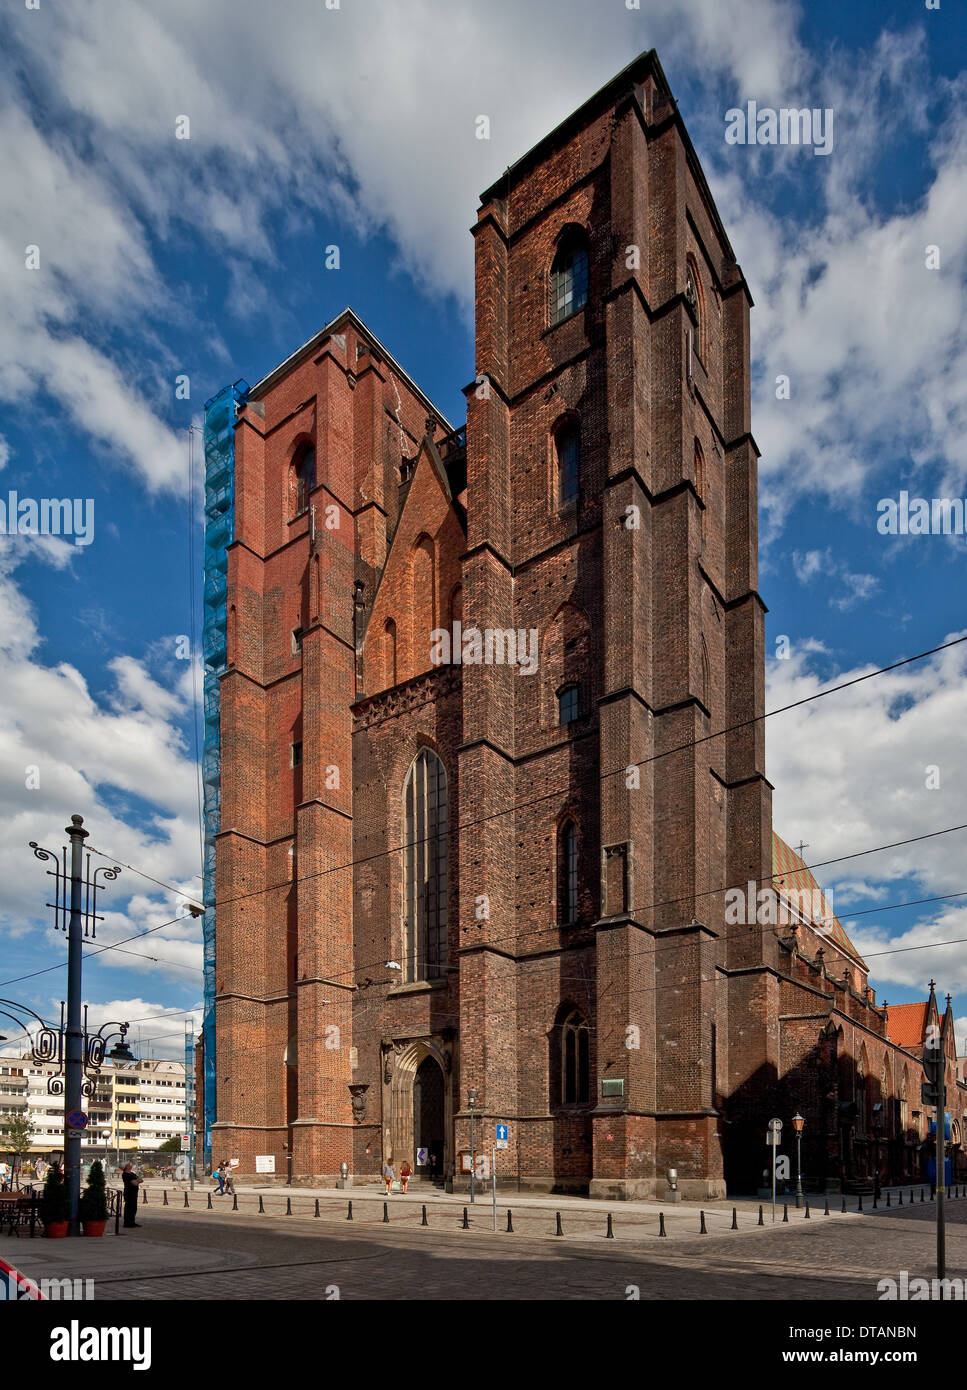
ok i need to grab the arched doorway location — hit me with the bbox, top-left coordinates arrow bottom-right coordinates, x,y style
414,1055 -> 445,1182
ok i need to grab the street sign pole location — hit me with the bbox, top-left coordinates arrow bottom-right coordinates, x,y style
492,1146 -> 497,1232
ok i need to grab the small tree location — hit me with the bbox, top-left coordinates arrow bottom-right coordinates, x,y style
79,1158 -> 108,1223
0,1112 -> 36,1168
39,1164 -> 69,1226
158,1137 -> 182,1153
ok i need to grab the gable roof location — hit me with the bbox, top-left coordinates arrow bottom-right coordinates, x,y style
772,831 -> 867,970
885,1001 -> 929,1048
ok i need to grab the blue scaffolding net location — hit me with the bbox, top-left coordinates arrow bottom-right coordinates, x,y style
201,378 -> 248,1166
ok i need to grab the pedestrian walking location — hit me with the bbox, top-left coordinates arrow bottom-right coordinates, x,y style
224,1165 -> 235,1197
121,1163 -> 142,1228
212,1164 -> 226,1195
399,1160 -> 412,1194
383,1159 -> 395,1195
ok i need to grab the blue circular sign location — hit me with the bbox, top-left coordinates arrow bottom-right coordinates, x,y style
66,1110 -> 88,1129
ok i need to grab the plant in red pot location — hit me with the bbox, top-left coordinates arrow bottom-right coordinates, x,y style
40,1163 -> 69,1238
79,1159 -> 108,1237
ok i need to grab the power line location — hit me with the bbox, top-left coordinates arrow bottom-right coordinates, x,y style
85,633 -> 967,921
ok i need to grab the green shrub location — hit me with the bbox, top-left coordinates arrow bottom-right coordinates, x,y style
79,1158 -> 108,1223
39,1164 -> 69,1225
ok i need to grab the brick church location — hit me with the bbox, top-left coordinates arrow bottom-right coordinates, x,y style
203,49 -> 966,1197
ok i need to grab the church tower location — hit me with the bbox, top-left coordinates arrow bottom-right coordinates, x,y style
459,48 -> 771,1198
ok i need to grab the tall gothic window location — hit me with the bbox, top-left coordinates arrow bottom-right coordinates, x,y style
555,422 -> 580,505
558,819 -> 578,925
294,445 -> 316,515
549,232 -> 589,326
561,1009 -> 590,1104
403,750 -> 448,981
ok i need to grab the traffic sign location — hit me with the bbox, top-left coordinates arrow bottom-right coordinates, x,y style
66,1111 -> 88,1130
495,1123 -> 508,1149
416,1147 -> 428,1165
180,1134 -> 190,1151
67,1130 -> 85,1140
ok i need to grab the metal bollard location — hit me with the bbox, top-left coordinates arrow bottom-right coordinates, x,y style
731,1207 -> 738,1230
114,1195 -> 121,1235
699,1210 -> 707,1234
347,1200 -> 353,1220
184,1191 -> 190,1208
823,1195 -> 830,1216
314,1199 -> 320,1218
142,1188 -> 148,1205
872,1191 -> 878,1209
555,1211 -> 564,1237
782,1204 -> 788,1223
758,1205 -> 764,1226
804,1203 -> 810,1219
383,1201 -> 389,1224
462,1207 -> 469,1229
857,1194 -> 863,1211
285,1197 -> 292,1215
421,1204 -> 428,1227
886,1191 -> 891,1207
841,1197 -> 847,1214
163,1188 -> 169,1206
606,1213 -> 614,1239
258,1195 -> 264,1213
232,1193 -> 238,1211
658,1212 -> 666,1237
207,1192 -> 213,1209
506,1209 -> 514,1233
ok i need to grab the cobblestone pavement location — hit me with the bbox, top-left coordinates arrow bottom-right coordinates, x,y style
5,1193 -> 967,1301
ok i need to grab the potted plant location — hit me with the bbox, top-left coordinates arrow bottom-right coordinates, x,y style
79,1158 -> 108,1237
40,1164 -> 69,1238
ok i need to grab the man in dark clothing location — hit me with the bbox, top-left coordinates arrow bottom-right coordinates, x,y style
122,1163 -> 142,1228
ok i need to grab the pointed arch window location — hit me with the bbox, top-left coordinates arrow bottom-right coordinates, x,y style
555,421 -> 580,505
294,445 -> 316,516
561,1010 -> 590,1104
558,819 -> 578,925
403,750 -> 448,981
550,231 -> 589,326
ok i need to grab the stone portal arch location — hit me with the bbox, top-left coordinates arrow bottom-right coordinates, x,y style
386,1038 -> 453,1178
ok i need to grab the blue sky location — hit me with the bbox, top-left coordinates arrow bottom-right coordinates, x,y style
0,0 -> 965,1057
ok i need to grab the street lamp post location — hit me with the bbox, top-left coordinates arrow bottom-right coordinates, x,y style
467,1089 -> 478,1204
792,1112 -> 805,1209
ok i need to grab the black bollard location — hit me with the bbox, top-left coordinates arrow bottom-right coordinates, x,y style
699,1210 -> 707,1234
782,1204 -> 788,1223
731,1207 -> 738,1230
506,1209 -> 514,1233
606,1213 -> 614,1239
462,1207 -> 470,1229
232,1193 -> 238,1211
857,1194 -> 863,1211
947,1186 -> 952,1200
314,1199 -> 320,1218
911,1189 -> 915,1205
886,1191 -> 891,1207
823,1196 -> 830,1216
873,1192 -> 878,1209
163,1188 -> 168,1206
804,1202 -> 810,1219
285,1197 -> 292,1216
555,1211 -> 564,1237
658,1212 -> 666,1237
184,1191 -> 190,1208
142,1188 -> 148,1205
930,1185 -> 935,1202
383,1201 -> 389,1224
841,1196 -> 847,1213
347,1200 -> 353,1221
258,1195 -> 264,1213
421,1204 -> 428,1227
114,1196 -> 120,1235
207,1192 -> 213,1209
758,1205 -> 764,1226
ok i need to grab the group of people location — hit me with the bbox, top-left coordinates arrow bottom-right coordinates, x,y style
211,1160 -> 236,1196
0,1157 -> 53,1190
382,1160 -> 413,1195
